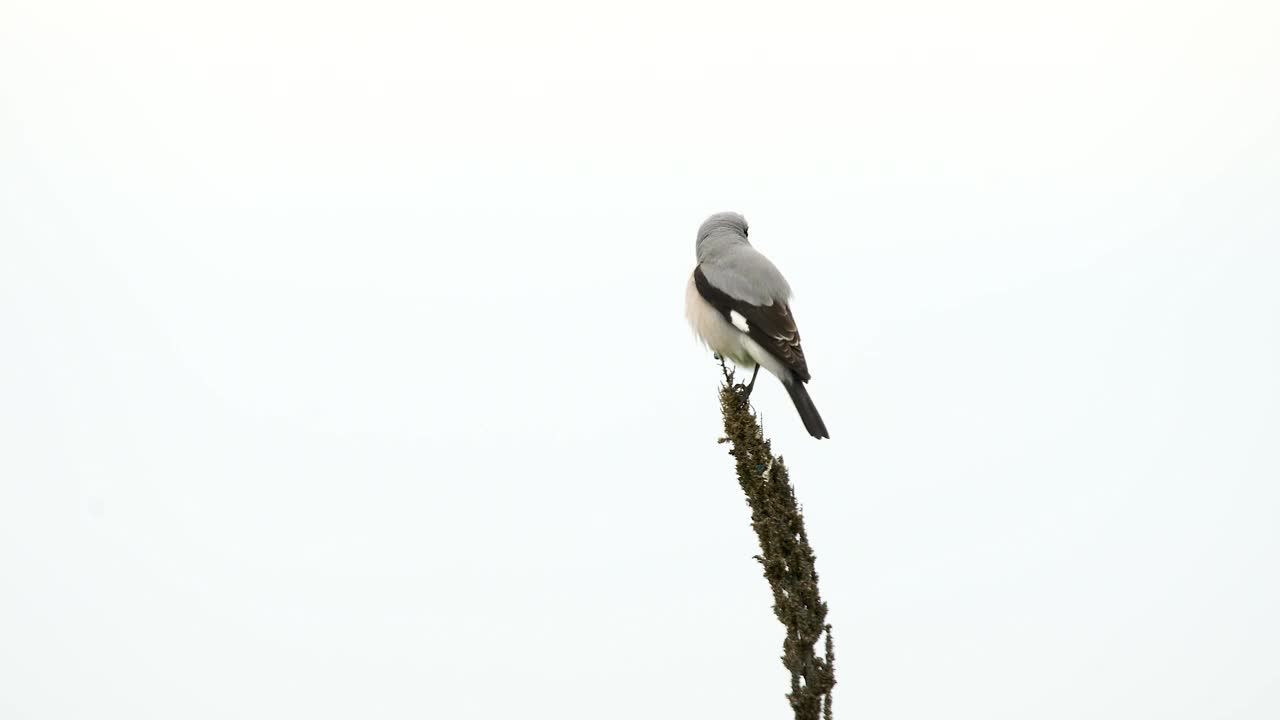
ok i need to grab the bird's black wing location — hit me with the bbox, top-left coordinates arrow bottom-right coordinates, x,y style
693,265 -> 811,382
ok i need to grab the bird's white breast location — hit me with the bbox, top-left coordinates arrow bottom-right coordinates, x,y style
685,272 -> 755,367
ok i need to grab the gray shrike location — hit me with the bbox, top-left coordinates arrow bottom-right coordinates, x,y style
685,212 -> 830,439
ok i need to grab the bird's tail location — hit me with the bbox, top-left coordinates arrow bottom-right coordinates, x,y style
785,379 -> 830,439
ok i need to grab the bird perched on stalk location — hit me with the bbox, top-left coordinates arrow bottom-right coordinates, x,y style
685,212 -> 829,439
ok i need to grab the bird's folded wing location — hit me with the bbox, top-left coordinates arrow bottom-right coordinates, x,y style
693,265 -> 811,382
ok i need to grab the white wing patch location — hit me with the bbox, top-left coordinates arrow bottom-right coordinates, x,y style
729,310 -> 751,333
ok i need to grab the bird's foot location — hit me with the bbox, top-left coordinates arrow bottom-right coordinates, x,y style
732,365 -> 760,405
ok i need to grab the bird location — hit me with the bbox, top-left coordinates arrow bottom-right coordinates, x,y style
685,211 -> 830,439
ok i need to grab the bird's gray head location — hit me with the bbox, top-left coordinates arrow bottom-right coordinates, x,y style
695,211 -> 749,262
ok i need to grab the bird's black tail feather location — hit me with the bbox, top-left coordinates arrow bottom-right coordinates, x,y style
785,380 -> 830,439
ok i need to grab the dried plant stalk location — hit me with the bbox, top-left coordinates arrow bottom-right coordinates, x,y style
717,360 -> 836,720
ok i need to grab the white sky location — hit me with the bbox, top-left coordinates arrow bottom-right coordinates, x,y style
3,1 -> 1279,718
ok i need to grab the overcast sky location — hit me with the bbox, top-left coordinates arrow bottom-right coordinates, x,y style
3,1 -> 1279,718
